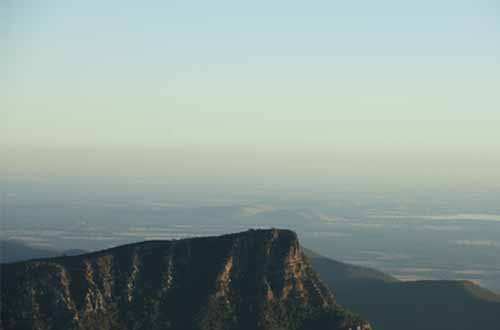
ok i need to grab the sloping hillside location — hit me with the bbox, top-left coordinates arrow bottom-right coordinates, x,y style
307,250 -> 500,330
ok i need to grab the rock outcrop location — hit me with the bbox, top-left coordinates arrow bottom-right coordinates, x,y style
1,229 -> 370,330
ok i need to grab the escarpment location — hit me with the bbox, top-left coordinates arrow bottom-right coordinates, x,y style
1,229 -> 371,330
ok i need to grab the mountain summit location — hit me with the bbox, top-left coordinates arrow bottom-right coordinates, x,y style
0,229 -> 370,330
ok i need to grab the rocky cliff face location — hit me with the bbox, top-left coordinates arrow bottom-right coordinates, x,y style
1,229 -> 370,330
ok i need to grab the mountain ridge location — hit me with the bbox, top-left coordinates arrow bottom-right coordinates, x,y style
1,229 -> 370,330
307,250 -> 500,330
0,240 -> 86,264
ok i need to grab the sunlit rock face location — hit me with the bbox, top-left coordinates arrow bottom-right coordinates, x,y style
1,229 -> 370,330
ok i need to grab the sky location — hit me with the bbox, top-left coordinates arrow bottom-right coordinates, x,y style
2,0 -> 500,189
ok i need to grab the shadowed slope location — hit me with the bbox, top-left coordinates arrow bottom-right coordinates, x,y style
1,229 -> 370,330
307,250 -> 500,330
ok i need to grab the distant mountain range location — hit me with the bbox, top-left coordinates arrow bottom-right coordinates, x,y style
0,230 -> 369,330
2,233 -> 499,330
0,240 -> 86,263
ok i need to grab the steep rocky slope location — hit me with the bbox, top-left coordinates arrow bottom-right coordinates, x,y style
0,229 -> 370,330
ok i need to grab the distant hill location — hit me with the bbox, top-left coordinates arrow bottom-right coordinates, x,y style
0,229 -> 370,330
302,248 -> 398,284
0,240 -> 59,263
0,240 -> 86,263
306,250 -> 500,330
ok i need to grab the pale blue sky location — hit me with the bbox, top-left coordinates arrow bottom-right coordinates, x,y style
2,0 -> 500,187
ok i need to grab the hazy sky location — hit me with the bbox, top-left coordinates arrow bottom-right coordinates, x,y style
2,0 -> 500,188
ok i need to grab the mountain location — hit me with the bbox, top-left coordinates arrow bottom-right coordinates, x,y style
0,240 -> 60,263
0,229 -> 370,330
302,248 -> 398,284
306,251 -> 500,330
0,240 -> 86,263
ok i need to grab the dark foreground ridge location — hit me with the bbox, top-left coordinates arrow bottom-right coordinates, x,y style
0,229 -> 370,330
